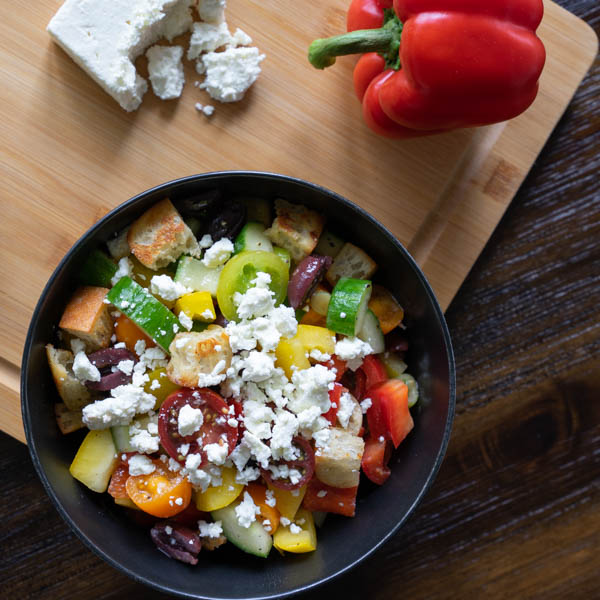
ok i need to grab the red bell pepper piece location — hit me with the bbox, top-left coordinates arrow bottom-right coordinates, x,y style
368,379 -> 414,447
324,382 -> 345,425
303,477 -> 358,517
360,355 -> 387,390
309,0 -> 546,138
361,437 -> 392,485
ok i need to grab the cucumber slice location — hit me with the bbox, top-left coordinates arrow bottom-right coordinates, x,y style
106,276 -> 181,353
79,249 -> 117,287
212,502 -> 272,558
174,256 -> 222,297
358,309 -> 385,353
399,373 -> 419,407
381,352 -> 408,378
69,429 -> 118,493
238,197 -> 272,227
234,222 -> 273,254
273,246 -> 291,270
111,425 -> 134,453
326,278 -> 372,336
314,229 -> 344,258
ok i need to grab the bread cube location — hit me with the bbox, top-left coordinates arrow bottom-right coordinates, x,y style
128,198 -> 199,270
54,402 -> 85,434
46,344 -> 92,410
167,326 -> 232,388
315,428 -> 364,488
326,242 -> 378,287
265,199 -> 325,263
59,286 -> 113,351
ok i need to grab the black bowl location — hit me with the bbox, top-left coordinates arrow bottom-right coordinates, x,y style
21,171 -> 455,599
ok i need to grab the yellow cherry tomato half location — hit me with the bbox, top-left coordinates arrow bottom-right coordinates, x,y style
126,460 -> 192,518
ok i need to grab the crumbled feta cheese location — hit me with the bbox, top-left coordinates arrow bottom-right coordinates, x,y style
204,442 -> 229,465
82,384 -> 155,429
161,0 -> 194,41
150,274 -> 190,301
309,348 -> 331,362
235,491 -> 260,528
146,45 -> 185,100
198,520 -> 223,538
316,490 -> 327,498
337,391 -> 355,428
280,517 -> 291,526
243,431 -> 271,468
117,359 -> 135,376
234,286 -> 273,320
197,358 -> 227,387
265,489 -> 276,507
199,47 -> 265,103
289,523 -> 302,535
201,308 -> 214,320
111,257 -> 133,286
178,404 -> 204,436
128,454 -> 156,476
188,21 -> 232,59
230,28 -> 252,47
202,238 -> 234,268
199,234 -> 213,248
72,351 -> 101,382
129,414 -> 160,453
360,398 -> 372,413
334,337 -> 374,371
241,351 -> 275,383
197,0 -> 226,24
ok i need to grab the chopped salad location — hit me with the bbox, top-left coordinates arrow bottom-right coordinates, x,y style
47,194 -> 418,564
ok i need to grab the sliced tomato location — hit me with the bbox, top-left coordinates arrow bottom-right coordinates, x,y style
246,482 -> 281,533
158,388 -> 238,465
360,355 -> 387,390
261,436 -> 315,491
369,379 -> 413,448
361,437 -> 392,485
302,477 -> 358,517
108,455 -> 132,499
126,459 -> 192,518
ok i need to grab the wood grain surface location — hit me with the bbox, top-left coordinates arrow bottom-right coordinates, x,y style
1,0 -> 599,598
0,0 -> 597,443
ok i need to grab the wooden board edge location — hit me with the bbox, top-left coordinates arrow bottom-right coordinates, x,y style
0,358 -> 25,443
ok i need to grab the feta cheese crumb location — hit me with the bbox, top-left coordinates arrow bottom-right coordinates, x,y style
82,384 -> 155,429
360,398 -> 372,413
197,0 -> 226,23
178,311 -> 194,331
289,523 -> 302,535
280,517 -> 291,526
195,103 -> 215,116
337,391 -> 355,428
317,490 -> 328,498
178,404 -> 204,436
265,489 -> 276,507
188,21 -> 232,59
150,274 -> 190,301
204,442 -> 229,465
202,238 -> 234,268
128,454 -> 156,476
111,257 -> 133,286
334,337 -> 374,371
199,234 -> 213,248
198,519 -> 223,538
117,360 -> 135,376
72,351 -> 101,382
146,45 -> 185,100
235,491 -> 260,528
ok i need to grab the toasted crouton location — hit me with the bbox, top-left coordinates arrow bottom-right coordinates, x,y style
341,395 -> 363,436
326,242 -> 377,287
128,198 -> 199,270
167,326 -> 232,387
46,344 -> 92,410
315,428 -> 364,488
59,286 -> 113,351
265,199 -> 325,263
54,402 -> 85,434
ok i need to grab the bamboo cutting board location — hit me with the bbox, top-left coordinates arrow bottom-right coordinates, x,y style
0,1 -> 597,443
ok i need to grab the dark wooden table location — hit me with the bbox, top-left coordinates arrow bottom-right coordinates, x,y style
2,1 -> 598,598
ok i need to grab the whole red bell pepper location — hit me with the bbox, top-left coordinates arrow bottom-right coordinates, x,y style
308,0 -> 546,138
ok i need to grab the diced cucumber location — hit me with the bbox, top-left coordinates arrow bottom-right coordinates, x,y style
314,229 -> 344,258
212,501 -> 272,558
79,249 -> 117,287
69,429 -> 118,493
381,352 -> 408,378
399,373 -> 419,407
273,246 -> 291,270
358,309 -> 385,353
239,197 -> 272,227
326,278 -> 372,336
234,222 -> 273,254
174,256 -> 222,297
106,276 -> 181,353
111,425 -> 135,453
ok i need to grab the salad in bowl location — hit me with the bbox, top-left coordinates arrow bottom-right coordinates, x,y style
46,192 -> 419,565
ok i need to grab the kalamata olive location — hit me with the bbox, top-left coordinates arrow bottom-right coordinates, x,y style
85,347 -> 136,391
385,330 -> 409,353
208,200 -> 247,241
150,522 -> 202,565
178,189 -> 221,218
287,255 -> 333,309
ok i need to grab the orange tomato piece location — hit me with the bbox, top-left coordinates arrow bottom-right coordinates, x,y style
300,309 -> 327,328
368,285 -> 404,334
126,460 -> 192,518
246,482 -> 280,534
114,313 -> 157,355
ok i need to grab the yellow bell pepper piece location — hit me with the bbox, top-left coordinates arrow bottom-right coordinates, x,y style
295,325 -> 336,355
267,484 -> 307,521
273,508 -> 317,553
175,291 -> 216,322
69,429 -> 118,493
275,337 -> 310,378
144,367 -> 181,410
195,466 -> 244,511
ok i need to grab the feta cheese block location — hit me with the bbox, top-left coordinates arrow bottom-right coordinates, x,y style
47,0 -> 190,111
188,21 -> 232,59
199,46 -> 265,103
197,0 -> 226,24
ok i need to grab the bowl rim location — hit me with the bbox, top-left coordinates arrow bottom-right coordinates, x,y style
21,170 -> 456,600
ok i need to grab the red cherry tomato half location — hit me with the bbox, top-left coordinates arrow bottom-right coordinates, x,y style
261,436 -> 315,491
158,388 -> 238,466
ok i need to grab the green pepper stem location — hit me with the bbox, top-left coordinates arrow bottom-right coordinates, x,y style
308,28 -> 395,70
